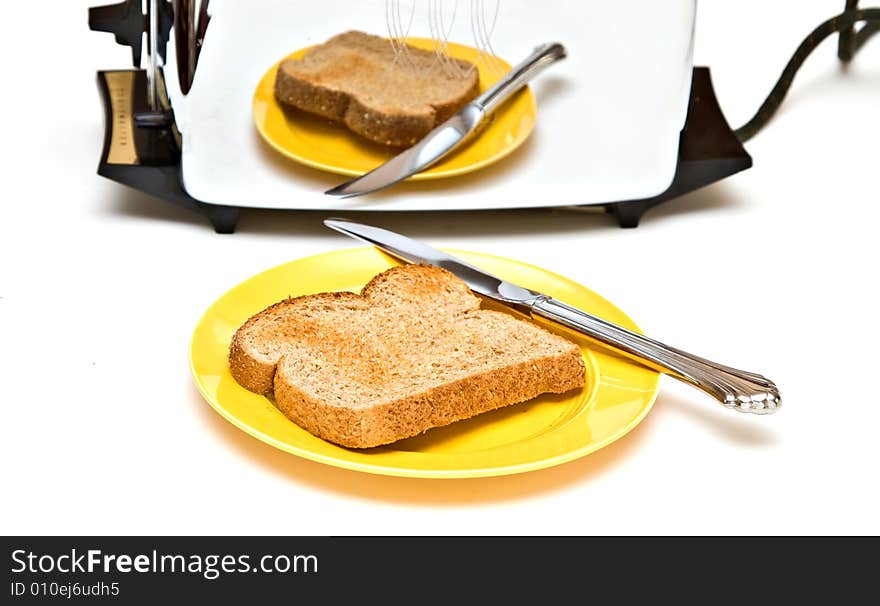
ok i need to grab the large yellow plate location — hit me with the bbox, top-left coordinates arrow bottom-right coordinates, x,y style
190,248 -> 660,478
252,39 -> 536,179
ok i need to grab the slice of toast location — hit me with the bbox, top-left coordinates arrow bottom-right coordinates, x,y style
274,31 -> 480,147
229,265 -> 585,448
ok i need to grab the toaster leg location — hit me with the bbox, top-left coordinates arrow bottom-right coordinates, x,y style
198,204 -> 240,234
608,202 -> 647,229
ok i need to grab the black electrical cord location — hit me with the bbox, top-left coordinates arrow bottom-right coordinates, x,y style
735,4 -> 880,142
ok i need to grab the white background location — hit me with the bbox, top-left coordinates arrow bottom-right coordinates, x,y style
1,1 -> 878,535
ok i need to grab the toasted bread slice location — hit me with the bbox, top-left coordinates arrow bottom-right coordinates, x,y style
229,265 -> 585,448
274,30 -> 480,147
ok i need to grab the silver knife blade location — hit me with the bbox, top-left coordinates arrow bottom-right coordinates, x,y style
323,218 -> 541,306
324,105 -> 484,199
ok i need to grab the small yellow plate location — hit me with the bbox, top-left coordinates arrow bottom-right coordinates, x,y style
190,248 -> 660,478
252,39 -> 537,180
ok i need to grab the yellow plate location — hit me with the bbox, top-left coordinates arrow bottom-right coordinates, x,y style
252,39 -> 537,180
190,248 -> 660,478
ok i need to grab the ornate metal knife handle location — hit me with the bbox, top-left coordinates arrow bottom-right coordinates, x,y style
530,297 -> 780,414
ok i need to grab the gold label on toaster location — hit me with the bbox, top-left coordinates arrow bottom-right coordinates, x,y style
104,71 -> 139,165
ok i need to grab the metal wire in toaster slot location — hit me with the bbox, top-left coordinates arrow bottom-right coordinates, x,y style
470,0 -> 504,78
383,0 -> 503,78
429,0 -> 470,78
386,0 -> 418,71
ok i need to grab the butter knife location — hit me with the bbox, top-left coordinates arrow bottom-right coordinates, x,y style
323,218 -> 781,414
325,42 -> 567,198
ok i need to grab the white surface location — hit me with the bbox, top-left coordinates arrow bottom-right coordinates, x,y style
174,0 -> 695,209
1,0 -> 879,535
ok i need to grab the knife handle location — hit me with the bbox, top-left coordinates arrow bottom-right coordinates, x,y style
530,297 -> 781,414
475,42 -> 567,115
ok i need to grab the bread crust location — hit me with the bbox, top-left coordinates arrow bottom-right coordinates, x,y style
274,351 -> 584,448
273,31 -> 480,147
229,292 -> 363,396
229,265 -> 586,448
